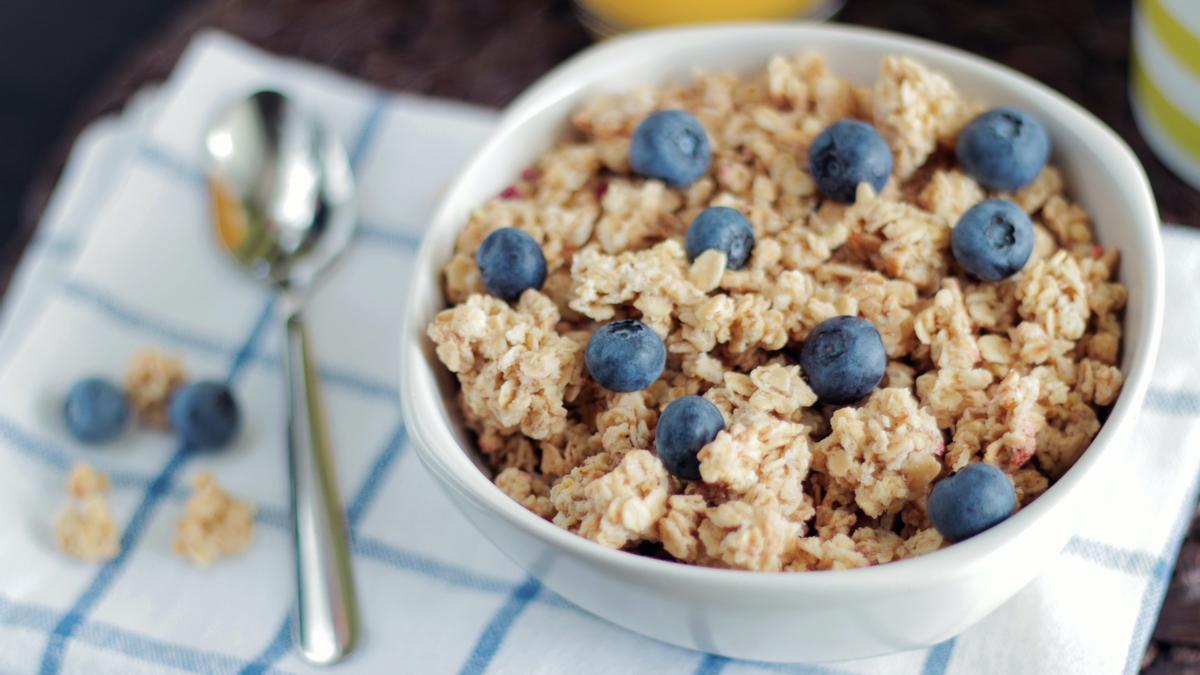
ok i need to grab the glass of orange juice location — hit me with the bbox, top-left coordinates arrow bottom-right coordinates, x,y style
575,0 -> 844,36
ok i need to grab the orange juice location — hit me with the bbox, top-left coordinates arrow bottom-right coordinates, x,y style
577,0 -> 840,34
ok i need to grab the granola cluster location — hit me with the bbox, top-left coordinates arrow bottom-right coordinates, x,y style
55,463 -> 120,562
173,472 -> 256,566
126,349 -> 188,429
53,463 -> 255,566
428,54 -> 1126,571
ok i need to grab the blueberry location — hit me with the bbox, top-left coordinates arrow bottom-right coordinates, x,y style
952,199 -> 1034,281
956,107 -> 1049,191
929,463 -> 1016,542
656,396 -> 725,480
476,227 -> 548,302
809,120 -> 893,203
798,316 -> 886,405
629,110 -> 711,187
169,381 -> 240,449
63,378 -> 129,444
585,320 -> 666,392
685,206 -> 755,270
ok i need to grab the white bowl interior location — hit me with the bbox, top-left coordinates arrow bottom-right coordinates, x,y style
402,23 -> 1162,591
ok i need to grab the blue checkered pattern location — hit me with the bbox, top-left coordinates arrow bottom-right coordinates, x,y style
0,31 -> 1197,675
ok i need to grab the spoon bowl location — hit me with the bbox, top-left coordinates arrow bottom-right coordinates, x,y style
206,90 -> 356,290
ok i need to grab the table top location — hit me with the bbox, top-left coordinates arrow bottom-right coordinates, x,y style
12,0 -> 1200,671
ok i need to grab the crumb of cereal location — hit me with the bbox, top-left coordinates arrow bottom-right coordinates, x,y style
916,169 -> 985,223
789,533 -> 870,571
66,461 -> 111,499
946,372 -> 1044,472
1006,167 -> 1063,214
1036,393 -> 1101,477
897,528 -> 945,558
699,410 -> 811,500
841,185 -> 950,291
125,350 -> 187,429
871,55 -> 972,180
689,249 -> 727,292
1076,358 -> 1124,407
55,463 -> 119,562
173,472 -> 255,566
814,388 -> 944,517
496,467 -> 555,519
428,291 -> 584,441
550,450 -> 670,549
1015,250 -> 1089,341
658,493 -> 708,563
699,497 -> 805,571
1012,467 -> 1050,506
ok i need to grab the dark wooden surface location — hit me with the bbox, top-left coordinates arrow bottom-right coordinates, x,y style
11,0 -> 1200,670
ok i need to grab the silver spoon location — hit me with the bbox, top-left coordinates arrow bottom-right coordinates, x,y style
204,90 -> 359,665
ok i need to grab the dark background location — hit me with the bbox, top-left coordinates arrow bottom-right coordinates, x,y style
0,0 -> 1196,670
0,0 -> 194,273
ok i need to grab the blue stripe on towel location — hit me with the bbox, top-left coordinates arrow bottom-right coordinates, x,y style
350,93 -> 390,168
346,424 -> 408,525
352,536 -> 519,596
138,142 -> 204,184
62,280 -> 235,356
0,413 -> 154,488
0,595 -> 291,675
694,654 -> 730,675
29,235 -> 81,258
458,576 -> 542,675
1122,466 -> 1200,674
1064,538 -> 1166,578
357,222 -> 424,251
920,638 -> 956,675
236,616 -> 294,675
61,278 -> 399,402
1144,388 -> 1200,416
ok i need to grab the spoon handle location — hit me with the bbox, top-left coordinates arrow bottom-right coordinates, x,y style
283,303 -> 359,664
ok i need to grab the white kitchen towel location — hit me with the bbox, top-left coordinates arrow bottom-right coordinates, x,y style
0,31 -> 1197,675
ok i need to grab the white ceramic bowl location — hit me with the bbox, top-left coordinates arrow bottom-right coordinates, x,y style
400,23 -> 1164,663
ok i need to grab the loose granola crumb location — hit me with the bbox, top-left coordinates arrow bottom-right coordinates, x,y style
125,350 -> 187,428
67,461 -> 111,499
173,472 -> 256,566
55,463 -> 118,562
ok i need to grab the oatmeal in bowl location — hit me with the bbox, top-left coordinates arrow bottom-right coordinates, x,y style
426,50 -> 1127,572
402,24 -> 1161,662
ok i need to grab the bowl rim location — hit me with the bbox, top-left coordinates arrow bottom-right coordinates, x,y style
401,21 -> 1164,592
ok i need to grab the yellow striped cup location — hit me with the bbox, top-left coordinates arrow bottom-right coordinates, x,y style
1132,0 -> 1200,190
